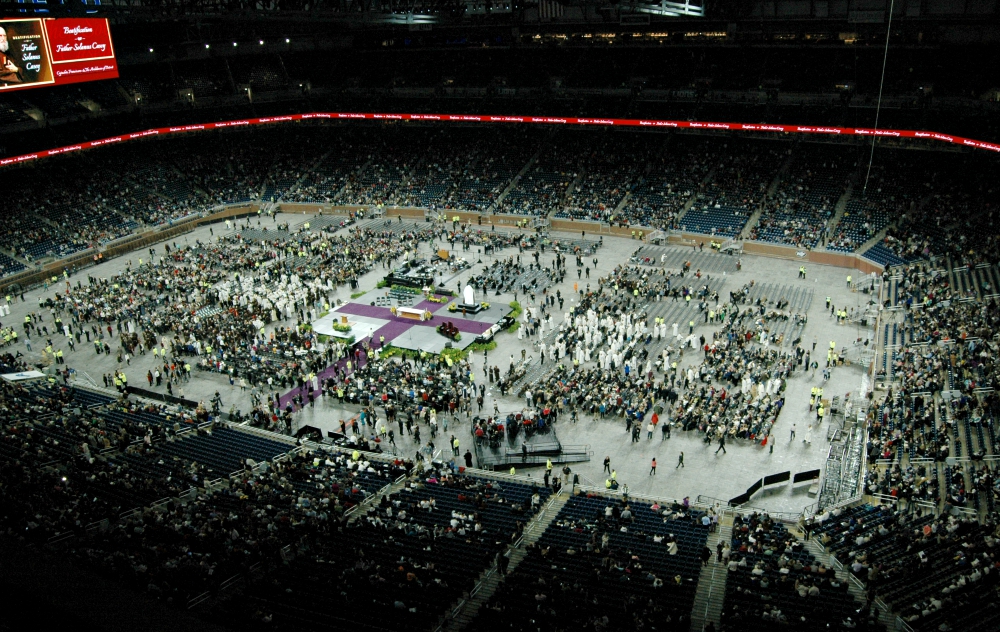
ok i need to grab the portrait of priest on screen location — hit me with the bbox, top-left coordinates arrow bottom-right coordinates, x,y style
0,27 -> 23,84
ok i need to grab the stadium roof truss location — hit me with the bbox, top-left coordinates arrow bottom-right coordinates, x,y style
625,0 -> 704,18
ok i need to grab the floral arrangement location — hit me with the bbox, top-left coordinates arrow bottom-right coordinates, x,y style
391,284 -> 421,295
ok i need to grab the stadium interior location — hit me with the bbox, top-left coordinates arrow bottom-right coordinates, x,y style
0,1 -> 998,631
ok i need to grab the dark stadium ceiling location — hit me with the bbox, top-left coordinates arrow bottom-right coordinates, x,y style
0,0 -> 994,25
2,0 -> 996,54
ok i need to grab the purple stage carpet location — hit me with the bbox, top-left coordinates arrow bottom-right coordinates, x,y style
334,303 -> 492,335
277,347 -> 370,411
413,299 -> 446,313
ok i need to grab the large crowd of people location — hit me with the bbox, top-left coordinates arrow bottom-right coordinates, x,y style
476,493 -> 710,632
748,144 -> 852,249
722,511 -> 873,630
496,260 -> 815,454
809,504 -> 999,632
0,121 -> 996,282
0,116 -> 996,632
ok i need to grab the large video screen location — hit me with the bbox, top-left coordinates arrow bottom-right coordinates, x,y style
0,17 -> 117,92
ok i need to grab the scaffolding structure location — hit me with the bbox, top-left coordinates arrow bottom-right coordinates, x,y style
818,377 -> 870,511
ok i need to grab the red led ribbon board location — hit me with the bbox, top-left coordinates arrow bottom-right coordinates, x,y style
0,17 -> 117,92
1,111 -> 998,167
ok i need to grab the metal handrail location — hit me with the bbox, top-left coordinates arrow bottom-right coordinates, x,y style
345,476 -> 399,518
572,484 -> 716,515
47,531 -> 76,545
187,591 -> 211,609
223,420 -> 299,446
895,616 -> 915,632
150,496 -> 174,510
120,507 -> 143,520
696,494 -> 729,506
870,492 -> 900,504
730,505 -> 803,523
219,574 -> 244,592
848,572 -> 866,591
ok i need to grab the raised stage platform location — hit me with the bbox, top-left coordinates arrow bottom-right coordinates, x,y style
312,288 -> 510,355
473,426 -> 593,470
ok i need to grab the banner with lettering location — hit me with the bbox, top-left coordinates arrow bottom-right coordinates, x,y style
0,18 -> 53,89
0,17 -> 117,92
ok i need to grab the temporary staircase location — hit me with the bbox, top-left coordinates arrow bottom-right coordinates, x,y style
689,512 -> 733,631
798,531 -> 894,629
